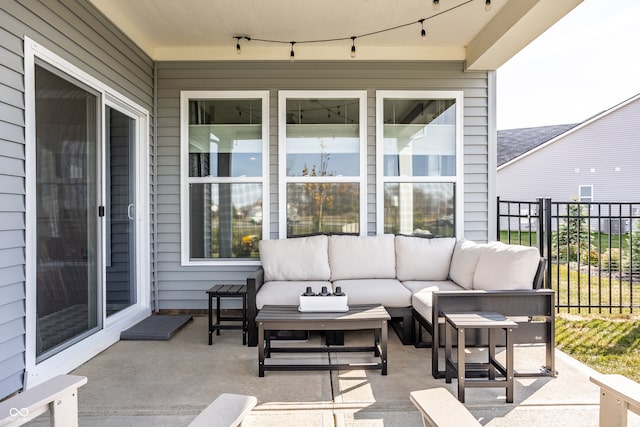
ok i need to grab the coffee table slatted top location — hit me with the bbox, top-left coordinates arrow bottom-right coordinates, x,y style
256,304 -> 390,322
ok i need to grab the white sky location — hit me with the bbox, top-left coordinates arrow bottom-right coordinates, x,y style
496,0 -> 640,130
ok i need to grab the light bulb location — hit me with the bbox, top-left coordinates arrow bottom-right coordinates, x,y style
485,0 -> 491,11
433,0 -> 440,11
290,42 -> 295,62
236,42 -> 241,55
350,37 -> 356,59
420,19 -> 426,39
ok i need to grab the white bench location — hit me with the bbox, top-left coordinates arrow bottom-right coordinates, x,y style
410,388 -> 481,427
0,375 -> 87,427
590,374 -> 640,427
188,393 -> 257,427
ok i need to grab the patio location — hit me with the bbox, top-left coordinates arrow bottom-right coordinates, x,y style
30,315 -> 640,426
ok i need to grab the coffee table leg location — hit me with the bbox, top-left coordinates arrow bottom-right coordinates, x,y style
374,328 -> 380,357
488,328 -> 496,380
258,321 -> 265,377
208,294 -> 213,345
457,327 -> 466,403
445,320 -> 452,384
381,320 -> 388,375
506,327 -> 514,403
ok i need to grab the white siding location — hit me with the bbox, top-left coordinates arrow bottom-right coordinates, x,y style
498,96 -> 640,202
0,0 -> 153,399
156,61 -> 491,310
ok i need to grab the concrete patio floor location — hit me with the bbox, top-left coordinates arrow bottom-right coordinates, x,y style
37,315 -> 640,426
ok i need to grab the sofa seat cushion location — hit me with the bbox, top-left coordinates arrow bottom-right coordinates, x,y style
259,235 -> 330,282
411,282 -> 466,323
402,280 -> 462,294
332,279 -> 411,308
395,236 -> 456,281
329,235 -> 396,280
473,241 -> 540,290
256,281 -> 332,309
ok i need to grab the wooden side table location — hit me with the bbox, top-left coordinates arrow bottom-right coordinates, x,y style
444,311 -> 518,403
206,284 -> 247,345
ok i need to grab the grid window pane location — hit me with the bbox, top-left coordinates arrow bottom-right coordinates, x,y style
383,99 -> 456,177
286,98 -> 360,177
189,184 -> 263,259
383,182 -> 455,237
189,99 -> 262,178
286,183 -> 359,236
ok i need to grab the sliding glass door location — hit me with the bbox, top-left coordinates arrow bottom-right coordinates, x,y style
34,66 -> 140,361
106,107 -> 137,316
34,63 -> 100,360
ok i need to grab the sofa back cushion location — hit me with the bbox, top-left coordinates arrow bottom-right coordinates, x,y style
473,241 -> 540,290
395,236 -> 456,281
448,239 -> 485,289
329,234 -> 396,280
259,235 -> 331,282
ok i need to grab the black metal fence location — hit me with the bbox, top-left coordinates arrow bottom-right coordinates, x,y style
497,197 -> 640,313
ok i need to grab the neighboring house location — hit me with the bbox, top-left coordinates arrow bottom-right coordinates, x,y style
0,0 -> 581,397
497,93 -> 640,204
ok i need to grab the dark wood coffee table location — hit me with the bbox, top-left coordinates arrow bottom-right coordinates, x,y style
256,304 -> 390,377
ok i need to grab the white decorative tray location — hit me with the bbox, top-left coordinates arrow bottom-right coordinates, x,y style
298,294 -> 348,312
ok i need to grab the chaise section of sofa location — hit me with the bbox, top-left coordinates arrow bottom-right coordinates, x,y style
410,239 -> 554,379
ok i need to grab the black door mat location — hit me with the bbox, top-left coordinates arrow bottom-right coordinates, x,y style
120,315 -> 192,341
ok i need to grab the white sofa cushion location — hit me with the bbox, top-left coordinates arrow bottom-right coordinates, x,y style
473,242 -> 540,290
259,235 -> 330,282
332,279 -> 412,307
395,236 -> 456,281
448,239 -> 485,289
401,279 -> 462,294
256,281 -> 332,309
329,235 -> 396,280
411,282 -> 467,322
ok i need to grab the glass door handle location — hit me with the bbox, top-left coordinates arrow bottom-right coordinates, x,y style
127,204 -> 135,220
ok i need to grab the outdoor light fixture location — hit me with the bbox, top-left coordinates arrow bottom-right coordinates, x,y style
485,0 -> 492,11
231,0 -> 483,61
234,36 -> 250,55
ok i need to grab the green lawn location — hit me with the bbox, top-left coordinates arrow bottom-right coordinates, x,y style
556,314 -> 640,382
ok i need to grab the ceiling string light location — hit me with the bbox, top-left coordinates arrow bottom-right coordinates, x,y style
234,0 -> 489,60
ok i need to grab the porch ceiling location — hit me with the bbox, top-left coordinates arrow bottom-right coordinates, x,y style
89,0 -> 582,69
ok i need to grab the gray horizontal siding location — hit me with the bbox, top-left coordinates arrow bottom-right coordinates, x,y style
497,97 -> 640,203
0,0 -> 154,399
156,60 -> 489,310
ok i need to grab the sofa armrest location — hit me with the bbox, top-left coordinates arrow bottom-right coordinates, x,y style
247,266 -> 264,347
532,257 -> 547,289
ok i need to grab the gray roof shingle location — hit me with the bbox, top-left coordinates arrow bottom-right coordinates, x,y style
497,123 -> 578,166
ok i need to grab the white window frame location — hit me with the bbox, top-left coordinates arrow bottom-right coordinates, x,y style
375,90 -> 464,237
180,90 -> 269,265
24,37 -> 151,386
579,185 -> 593,203
278,90 -> 367,238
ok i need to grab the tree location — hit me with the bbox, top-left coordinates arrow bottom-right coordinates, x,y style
554,201 -> 594,263
302,151 -> 334,233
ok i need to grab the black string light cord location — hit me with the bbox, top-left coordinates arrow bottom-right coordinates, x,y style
234,0 -> 489,60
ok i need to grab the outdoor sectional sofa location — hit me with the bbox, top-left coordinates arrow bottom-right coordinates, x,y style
246,234 -> 555,378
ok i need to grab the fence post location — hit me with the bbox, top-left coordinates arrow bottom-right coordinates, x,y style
496,196 -> 501,241
536,197 -> 544,257
544,198 -> 553,290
